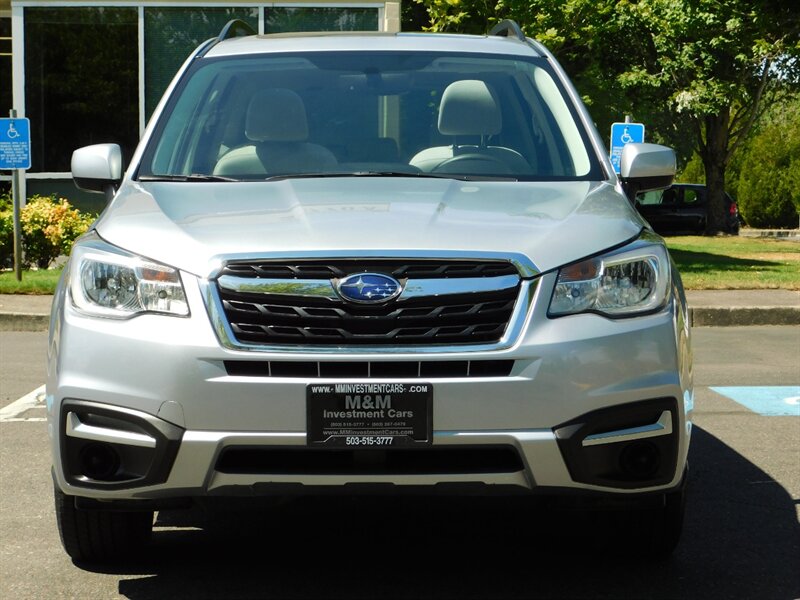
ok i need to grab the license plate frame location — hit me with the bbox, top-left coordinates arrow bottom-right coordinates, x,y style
306,382 -> 433,447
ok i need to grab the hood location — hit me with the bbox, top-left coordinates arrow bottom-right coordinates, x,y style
95,177 -> 644,277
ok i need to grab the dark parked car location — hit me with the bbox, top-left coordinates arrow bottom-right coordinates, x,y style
636,183 -> 739,234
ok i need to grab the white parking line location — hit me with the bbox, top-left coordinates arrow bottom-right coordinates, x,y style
0,385 -> 47,422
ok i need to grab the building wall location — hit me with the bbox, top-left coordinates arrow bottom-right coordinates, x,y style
3,0 -> 400,208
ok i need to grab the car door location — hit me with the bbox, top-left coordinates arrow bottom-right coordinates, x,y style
636,189 -> 675,232
676,186 -> 707,233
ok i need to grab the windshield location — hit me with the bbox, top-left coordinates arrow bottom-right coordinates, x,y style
139,51 -> 602,182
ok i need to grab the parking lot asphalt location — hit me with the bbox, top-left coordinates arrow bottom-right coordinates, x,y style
2,327 -> 798,599
1,289 -> 798,331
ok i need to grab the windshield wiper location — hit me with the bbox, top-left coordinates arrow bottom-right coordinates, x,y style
264,171 -> 518,182
138,174 -> 240,182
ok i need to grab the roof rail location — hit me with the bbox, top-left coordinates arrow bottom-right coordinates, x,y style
218,19 -> 256,42
488,20 -> 526,43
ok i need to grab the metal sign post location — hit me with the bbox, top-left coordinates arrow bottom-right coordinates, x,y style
1,110 -> 32,281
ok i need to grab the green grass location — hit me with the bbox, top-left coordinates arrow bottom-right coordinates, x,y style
665,236 -> 800,290
0,267 -> 63,294
1,236 -> 798,294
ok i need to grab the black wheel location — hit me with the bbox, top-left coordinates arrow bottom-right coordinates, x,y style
54,486 -> 153,564
593,483 -> 686,559
640,485 -> 686,557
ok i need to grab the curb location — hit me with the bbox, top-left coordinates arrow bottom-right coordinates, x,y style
689,307 -> 800,327
739,229 -> 800,241
0,313 -> 50,332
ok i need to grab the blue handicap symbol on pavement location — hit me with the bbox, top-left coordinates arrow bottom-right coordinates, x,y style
710,386 -> 800,416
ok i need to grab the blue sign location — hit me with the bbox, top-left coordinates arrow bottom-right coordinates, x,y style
0,118 -> 32,170
609,121 -> 644,174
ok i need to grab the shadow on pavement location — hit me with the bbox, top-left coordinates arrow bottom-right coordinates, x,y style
106,427 -> 798,599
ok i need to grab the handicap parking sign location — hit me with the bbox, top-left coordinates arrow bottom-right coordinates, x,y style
609,121 -> 644,174
0,118 -> 32,170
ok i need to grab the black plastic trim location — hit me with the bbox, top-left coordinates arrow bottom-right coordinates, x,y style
224,359 -> 514,378
215,445 -> 524,476
60,400 -> 184,491
489,20 -> 527,42
554,398 -> 680,489
218,19 -> 256,41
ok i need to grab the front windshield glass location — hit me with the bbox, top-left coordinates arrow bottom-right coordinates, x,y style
140,51 -> 602,181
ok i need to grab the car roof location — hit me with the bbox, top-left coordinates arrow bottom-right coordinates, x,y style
204,31 -> 544,59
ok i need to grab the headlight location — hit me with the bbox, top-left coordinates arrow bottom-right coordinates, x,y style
69,234 -> 189,318
549,234 -> 670,318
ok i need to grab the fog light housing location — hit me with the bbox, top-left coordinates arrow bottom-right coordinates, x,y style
554,398 -> 679,489
78,443 -> 121,481
61,400 -> 184,490
619,441 -> 661,479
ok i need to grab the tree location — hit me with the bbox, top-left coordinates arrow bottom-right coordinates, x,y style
417,0 -> 800,233
736,97 -> 800,228
609,0 -> 799,233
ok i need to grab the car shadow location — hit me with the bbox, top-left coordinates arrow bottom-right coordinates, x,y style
667,249 -> 783,275
102,426 -> 798,599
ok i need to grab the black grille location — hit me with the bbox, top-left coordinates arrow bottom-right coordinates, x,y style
220,259 -> 519,280
219,288 -> 518,345
224,360 -> 514,378
215,446 -> 524,475
216,259 -> 523,346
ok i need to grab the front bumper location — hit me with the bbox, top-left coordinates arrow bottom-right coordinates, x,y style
47,270 -> 693,501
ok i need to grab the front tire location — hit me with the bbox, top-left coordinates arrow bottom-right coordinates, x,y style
54,486 -> 153,564
592,481 -> 687,559
644,485 -> 686,557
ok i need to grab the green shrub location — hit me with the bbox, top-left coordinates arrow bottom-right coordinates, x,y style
20,195 -> 95,269
0,194 -> 13,269
736,101 -> 800,229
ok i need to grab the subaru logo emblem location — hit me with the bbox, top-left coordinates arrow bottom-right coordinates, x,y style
336,273 -> 403,304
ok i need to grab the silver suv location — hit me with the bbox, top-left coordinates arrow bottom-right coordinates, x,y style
51,20 -> 692,563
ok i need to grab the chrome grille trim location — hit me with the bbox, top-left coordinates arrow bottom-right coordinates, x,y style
218,276 -> 338,299
217,274 -> 521,300
201,252 -> 539,353
206,249 -> 540,280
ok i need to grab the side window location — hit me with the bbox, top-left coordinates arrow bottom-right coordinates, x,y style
661,188 -> 678,205
637,191 -> 662,206
683,189 -> 701,205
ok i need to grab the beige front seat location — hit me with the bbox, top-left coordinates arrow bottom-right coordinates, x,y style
410,79 -> 529,175
214,89 -> 337,177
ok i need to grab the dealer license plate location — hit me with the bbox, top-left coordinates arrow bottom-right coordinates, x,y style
307,382 -> 432,447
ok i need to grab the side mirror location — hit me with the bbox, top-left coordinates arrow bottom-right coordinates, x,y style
72,144 -> 123,202
619,143 -> 676,200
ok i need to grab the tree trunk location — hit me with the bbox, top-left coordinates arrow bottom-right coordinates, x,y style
701,111 -> 730,235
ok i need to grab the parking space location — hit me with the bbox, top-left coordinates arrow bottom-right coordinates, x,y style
1,327 -> 798,599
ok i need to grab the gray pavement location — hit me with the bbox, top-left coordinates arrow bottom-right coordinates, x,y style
2,327 -> 799,599
1,289 -> 798,330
